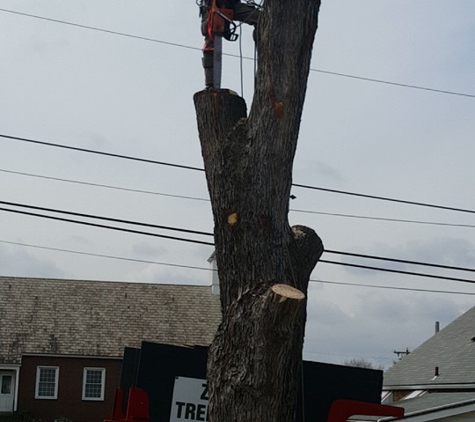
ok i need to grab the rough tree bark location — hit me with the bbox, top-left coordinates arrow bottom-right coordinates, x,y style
194,0 -> 322,420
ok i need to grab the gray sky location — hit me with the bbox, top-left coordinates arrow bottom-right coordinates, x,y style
0,0 -> 474,369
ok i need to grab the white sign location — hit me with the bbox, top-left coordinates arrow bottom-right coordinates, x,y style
170,376 -> 209,422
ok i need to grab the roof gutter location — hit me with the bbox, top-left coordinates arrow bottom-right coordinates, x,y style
378,399 -> 475,422
383,383 -> 475,390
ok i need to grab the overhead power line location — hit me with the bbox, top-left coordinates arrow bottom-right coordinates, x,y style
0,7 -> 474,99
292,183 -> 475,215
0,199 -> 212,237
319,260 -> 475,285
1,202 -> 475,283
2,238 -> 475,296
309,278 -> 475,296
3,133 -> 475,215
0,168 -> 210,202
309,68 -> 475,98
4,167 -> 475,229
3,198 -> 475,273
0,7 -> 199,52
291,208 -> 475,229
0,206 -> 214,246
0,239 -> 211,273
0,134 -> 203,172
324,249 -> 475,273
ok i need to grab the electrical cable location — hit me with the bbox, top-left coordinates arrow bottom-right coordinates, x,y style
0,168 -> 210,202
0,134 -> 203,172
309,278 -> 475,296
1,204 -> 475,283
3,133 -> 475,215
2,238 -> 475,296
324,249 -> 475,273
0,199 -> 212,237
0,7 -> 200,52
3,198 -> 475,274
292,183 -> 475,215
2,167 -> 475,230
291,208 -> 475,229
0,239 -> 211,272
0,207 -> 214,246
0,7 -> 474,99
318,260 -> 475,285
308,68 -> 475,99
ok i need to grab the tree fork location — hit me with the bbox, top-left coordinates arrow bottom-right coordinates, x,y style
194,90 -> 323,421
194,1 -> 322,420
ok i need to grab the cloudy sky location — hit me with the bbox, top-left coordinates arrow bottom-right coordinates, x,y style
0,1 -> 474,369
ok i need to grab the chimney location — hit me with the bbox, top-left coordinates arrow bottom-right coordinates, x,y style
207,251 -> 220,295
435,321 -> 440,334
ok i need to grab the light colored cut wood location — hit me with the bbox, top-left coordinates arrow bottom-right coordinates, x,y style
271,284 -> 305,302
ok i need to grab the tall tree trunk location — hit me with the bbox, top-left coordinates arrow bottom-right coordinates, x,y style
194,0 -> 322,420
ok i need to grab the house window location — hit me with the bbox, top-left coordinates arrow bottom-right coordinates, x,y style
35,366 -> 59,399
1,375 -> 12,394
82,368 -> 105,401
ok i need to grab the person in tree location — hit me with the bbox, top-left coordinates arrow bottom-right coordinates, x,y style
199,0 -> 260,88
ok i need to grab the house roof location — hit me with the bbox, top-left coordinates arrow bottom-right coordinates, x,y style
0,276 -> 221,364
391,392 -> 475,414
383,304 -> 475,389
383,392 -> 475,421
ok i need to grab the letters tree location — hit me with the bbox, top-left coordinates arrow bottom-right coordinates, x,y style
194,0 -> 323,420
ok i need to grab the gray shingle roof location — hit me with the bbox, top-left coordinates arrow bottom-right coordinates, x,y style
391,392 -> 475,415
384,305 -> 475,388
0,276 -> 221,364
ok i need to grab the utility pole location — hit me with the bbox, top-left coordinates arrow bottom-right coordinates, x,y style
393,348 -> 411,360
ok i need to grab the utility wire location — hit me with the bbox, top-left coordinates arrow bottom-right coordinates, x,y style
291,208 -> 475,229
0,200 -> 212,237
0,7 -> 474,99
2,238 -> 475,296
319,260 -> 475,285
0,207 -> 214,246
4,198 -> 475,274
0,168 -> 210,202
324,249 -> 475,273
3,133 -> 475,215
1,204 -> 475,283
0,134 -> 203,172
292,183 -> 475,215
309,68 -> 475,99
4,167 -> 475,229
310,278 -> 475,296
0,7 -> 199,52
0,240 -> 211,272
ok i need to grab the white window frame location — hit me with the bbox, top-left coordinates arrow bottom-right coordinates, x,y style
35,366 -> 59,400
82,367 -> 106,401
